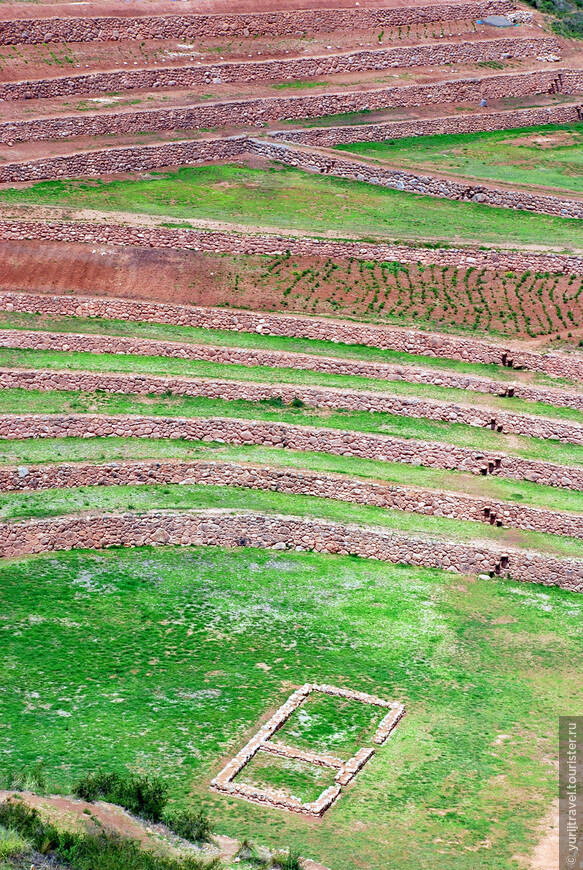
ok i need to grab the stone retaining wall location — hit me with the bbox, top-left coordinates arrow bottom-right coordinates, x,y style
4,92 -> 582,147
0,413 -> 581,490
249,137 -> 583,220
0,135 -> 248,184
4,327 -> 583,412
3,291 -> 583,381
0,37 -> 557,102
0,3 -> 514,45
270,104 -> 583,147
0,509 -> 581,590
3,132 -> 582,221
5,68 -> 581,144
3,366 -> 583,444
5,457 -> 583,538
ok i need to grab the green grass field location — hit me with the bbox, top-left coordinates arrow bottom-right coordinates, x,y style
1,543 -> 580,869
1,163 -> 582,251
336,122 -> 583,194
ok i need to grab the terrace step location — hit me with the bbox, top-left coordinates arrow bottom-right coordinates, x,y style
3,456 -> 583,538
1,412 -> 582,491
0,508 -> 581,590
3,327 -> 583,412
0,1 -> 515,45
3,365 -> 583,444
2,291 -> 583,381
3,88 -> 582,146
0,35 -> 559,102
2,133 -> 583,222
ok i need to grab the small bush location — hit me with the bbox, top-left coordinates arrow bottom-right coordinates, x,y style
3,761 -> 47,793
59,831 -> 218,870
235,838 -> 264,864
0,800 -> 61,854
164,808 -> 212,844
263,396 -> 284,408
0,823 -> 32,860
72,770 -> 168,822
290,397 -> 305,408
271,849 -> 304,870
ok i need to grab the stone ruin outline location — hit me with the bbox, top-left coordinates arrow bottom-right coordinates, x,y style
209,682 -> 405,817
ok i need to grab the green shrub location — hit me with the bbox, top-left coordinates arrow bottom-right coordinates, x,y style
0,823 -> 32,860
3,762 -> 47,793
72,770 -> 168,822
59,831 -> 217,870
0,800 -> 62,854
271,849 -> 304,870
163,809 -> 212,844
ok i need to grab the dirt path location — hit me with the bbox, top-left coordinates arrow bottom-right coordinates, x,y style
0,790 -> 330,870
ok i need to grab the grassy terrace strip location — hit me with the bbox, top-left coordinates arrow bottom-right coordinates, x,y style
2,546 -> 579,870
6,366 -> 583,446
1,164 -> 583,251
6,391 -> 583,469
2,482 -> 583,560
2,436 -> 583,515
5,334 -> 583,416
0,311 -> 577,388
4,458 -> 583,541
3,482 -> 583,559
4,291 -> 583,381
6,344 -> 583,424
1,507 -> 582,589
335,123 -> 583,196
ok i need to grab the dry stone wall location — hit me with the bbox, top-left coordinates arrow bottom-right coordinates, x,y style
0,3 -> 515,45
3,366 -> 583,444
5,327 -> 583,412
0,136 -> 247,184
0,509 -> 581,591
5,68 -> 582,144
1,413 -> 582,491
271,104 -> 583,147
5,457 -> 583,538
3,290 -> 583,381
0,37 -> 558,102
211,681 -> 402,816
250,137 -> 583,219
3,133 -> 583,221
4,93 -> 582,147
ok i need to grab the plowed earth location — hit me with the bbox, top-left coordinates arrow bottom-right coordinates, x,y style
3,237 -> 583,340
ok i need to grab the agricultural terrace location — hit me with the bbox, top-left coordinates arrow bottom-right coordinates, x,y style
0,0 -> 582,868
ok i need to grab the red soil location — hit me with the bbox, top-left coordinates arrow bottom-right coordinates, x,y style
2,237 -> 583,342
2,0 -> 476,22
